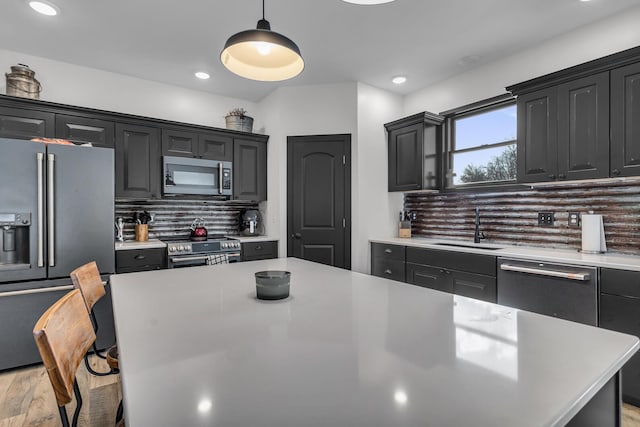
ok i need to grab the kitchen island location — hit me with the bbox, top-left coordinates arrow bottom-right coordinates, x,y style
110,258 -> 638,426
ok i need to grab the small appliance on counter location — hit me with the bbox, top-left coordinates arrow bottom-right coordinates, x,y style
239,209 -> 263,236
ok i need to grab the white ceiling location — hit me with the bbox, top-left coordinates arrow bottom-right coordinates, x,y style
2,0 -> 640,102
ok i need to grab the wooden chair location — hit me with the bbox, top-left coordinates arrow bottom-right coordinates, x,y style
70,261 -> 119,376
70,261 -> 123,423
33,290 -> 96,427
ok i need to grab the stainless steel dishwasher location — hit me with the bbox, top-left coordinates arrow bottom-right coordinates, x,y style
497,257 -> 598,326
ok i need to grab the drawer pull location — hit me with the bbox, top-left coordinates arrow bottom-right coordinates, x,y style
134,255 -> 146,260
384,249 -> 392,254
384,269 -> 392,275
255,245 -> 262,250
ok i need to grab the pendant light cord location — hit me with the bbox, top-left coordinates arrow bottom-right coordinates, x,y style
262,0 -> 265,19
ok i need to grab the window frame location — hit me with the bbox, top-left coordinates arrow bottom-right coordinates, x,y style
442,94 -> 517,189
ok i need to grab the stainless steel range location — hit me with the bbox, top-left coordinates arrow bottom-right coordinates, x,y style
166,236 -> 241,268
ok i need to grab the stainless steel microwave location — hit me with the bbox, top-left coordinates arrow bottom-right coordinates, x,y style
163,156 -> 232,196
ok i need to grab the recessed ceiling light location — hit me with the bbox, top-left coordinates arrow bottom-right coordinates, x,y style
28,0 -> 59,16
195,72 -> 210,80
342,0 -> 396,4
392,76 -> 407,85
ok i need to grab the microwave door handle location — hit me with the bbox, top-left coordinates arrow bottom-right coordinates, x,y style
37,152 -> 45,267
218,162 -> 223,195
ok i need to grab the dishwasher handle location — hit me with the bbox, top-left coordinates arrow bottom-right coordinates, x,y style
499,264 -> 591,282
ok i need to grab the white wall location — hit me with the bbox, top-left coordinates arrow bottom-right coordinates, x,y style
0,48 -> 256,128
354,83 -> 404,273
404,6 -> 640,114
257,83 -> 359,261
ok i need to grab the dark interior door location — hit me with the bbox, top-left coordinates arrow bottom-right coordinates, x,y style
287,135 -> 351,269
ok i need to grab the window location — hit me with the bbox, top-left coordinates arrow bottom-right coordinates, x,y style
447,99 -> 516,187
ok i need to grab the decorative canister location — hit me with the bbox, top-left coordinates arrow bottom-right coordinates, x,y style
5,64 -> 42,99
225,115 -> 254,133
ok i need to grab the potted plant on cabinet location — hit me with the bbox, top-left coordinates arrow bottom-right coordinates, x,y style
225,108 -> 254,133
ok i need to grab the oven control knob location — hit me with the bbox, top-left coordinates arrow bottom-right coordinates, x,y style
178,245 -> 184,251
222,242 -> 228,248
169,247 -> 175,252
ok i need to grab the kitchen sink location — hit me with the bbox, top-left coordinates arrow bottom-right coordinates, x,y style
434,242 -> 504,250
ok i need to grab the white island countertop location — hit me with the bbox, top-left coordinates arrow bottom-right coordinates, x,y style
371,237 -> 640,272
110,258 -> 638,427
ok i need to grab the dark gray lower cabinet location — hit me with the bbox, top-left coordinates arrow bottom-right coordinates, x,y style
405,247 -> 497,303
600,268 -> 640,406
241,241 -> 278,261
116,248 -> 166,273
370,243 -> 406,282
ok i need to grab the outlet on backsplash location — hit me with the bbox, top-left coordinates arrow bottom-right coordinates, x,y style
568,212 -> 581,228
537,212 -> 555,226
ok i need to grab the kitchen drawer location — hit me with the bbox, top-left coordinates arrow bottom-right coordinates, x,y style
372,258 -> 405,282
116,247 -> 166,273
452,271 -> 496,303
241,241 -> 278,261
406,262 -> 451,293
601,268 -> 640,298
406,247 -> 496,277
371,243 -> 406,261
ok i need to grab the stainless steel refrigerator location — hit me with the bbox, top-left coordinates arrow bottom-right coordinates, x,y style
0,138 -> 115,370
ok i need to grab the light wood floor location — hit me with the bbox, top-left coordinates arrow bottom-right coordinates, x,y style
0,355 -> 120,427
1,359 -> 640,427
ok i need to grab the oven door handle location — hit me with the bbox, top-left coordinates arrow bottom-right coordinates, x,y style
499,264 -> 591,281
170,256 -> 209,263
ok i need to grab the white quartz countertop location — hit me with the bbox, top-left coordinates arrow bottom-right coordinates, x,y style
371,237 -> 640,271
114,239 -> 166,251
226,235 -> 278,242
110,258 -> 638,427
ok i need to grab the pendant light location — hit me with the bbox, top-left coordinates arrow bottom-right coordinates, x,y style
220,0 -> 304,81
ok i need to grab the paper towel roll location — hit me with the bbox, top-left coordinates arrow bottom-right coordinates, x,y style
581,214 -> 607,253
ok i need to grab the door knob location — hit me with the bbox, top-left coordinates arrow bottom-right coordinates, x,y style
612,169 -> 621,176
292,233 -> 302,239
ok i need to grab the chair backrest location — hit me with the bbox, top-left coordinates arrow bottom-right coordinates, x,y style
33,289 -> 96,406
70,261 -> 105,312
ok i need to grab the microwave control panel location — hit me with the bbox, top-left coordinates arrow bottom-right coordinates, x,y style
222,168 -> 232,190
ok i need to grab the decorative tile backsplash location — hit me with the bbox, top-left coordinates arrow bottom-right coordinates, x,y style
115,198 -> 259,241
404,178 -> 640,255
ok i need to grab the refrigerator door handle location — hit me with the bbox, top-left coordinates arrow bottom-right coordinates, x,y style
37,152 -> 45,268
47,153 -> 55,267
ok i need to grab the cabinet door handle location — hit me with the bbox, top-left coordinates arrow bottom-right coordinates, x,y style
384,269 -> 392,275
439,269 -> 446,274
445,270 -> 451,275
548,174 -> 556,179
558,173 -> 566,179
255,245 -> 262,250
384,249 -> 392,254
612,169 -> 621,176
134,255 -> 146,260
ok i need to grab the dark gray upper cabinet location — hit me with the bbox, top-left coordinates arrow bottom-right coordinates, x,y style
161,128 -> 198,158
516,88 -> 558,183
516,72 -> 609,183
0,106 -> 54,139
115,122 -> 161,199
557,72 -> 609,180
162,128 -> 233,161
509,46 -> 640,183
233,137 -> 267,201
199,131 -> 233,161
55,114 -> 115,148
611,61 -> 640,177
384,112 -> 444,192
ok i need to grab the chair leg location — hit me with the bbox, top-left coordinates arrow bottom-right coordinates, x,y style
58,406 -> 70,427
71,379 -> 82,427
90,311 -> 107,359
84,354 -> 113,376
116,399 -> 123,422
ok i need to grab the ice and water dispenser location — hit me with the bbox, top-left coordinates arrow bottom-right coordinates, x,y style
0,213 -> 31,268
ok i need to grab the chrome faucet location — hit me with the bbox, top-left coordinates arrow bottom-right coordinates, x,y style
474,207 -> 486,243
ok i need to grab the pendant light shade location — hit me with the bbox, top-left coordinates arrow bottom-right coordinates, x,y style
220,3 -> 304,81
